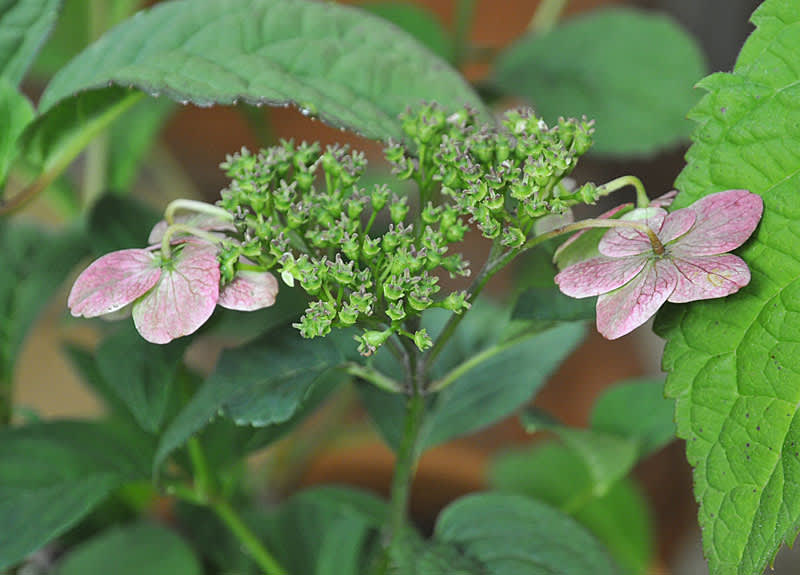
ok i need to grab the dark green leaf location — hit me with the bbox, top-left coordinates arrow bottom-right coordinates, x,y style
652,1 -> 800,573
512,286 -> 596,322
494,7 -> 705,156
489,443 -> 654,575
0,222 -> 88,381
96,323 -> 189,433
590,378 -> 675,457
0,77 -> 33,186
0,421 -> 153,569
360,2 -> 453,62
521,408 -> 639,497
0,0 -> 60,84
154,327 -> 343,470
87,194 -> 161,256
38,0 -> 486,142
57,522 -> 202,575
108,97 -> 174,192
434,492 -> 618,575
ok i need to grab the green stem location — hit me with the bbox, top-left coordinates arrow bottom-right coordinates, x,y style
344,363 -> 403,393
82,0 -> 110,210
380,389 -> 426,573
240,104 -> 276,147
597,175 -> 649,208
521,217 -> 664,255
187,437 -> 213,501
453,0 -> 478,67
0,377 -> 11,425
164,198 -> 234,225
212,499 -> 287,575
160,223 -> 227,258
528,0 -> 569,33
424,239 -> 504,368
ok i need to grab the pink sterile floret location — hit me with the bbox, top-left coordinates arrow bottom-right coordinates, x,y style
554,189 -> 763,339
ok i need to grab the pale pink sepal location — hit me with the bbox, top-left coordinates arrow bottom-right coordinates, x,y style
598,208 -> 667,257
68,249 -> 161,317
554,255 -> 647,298
218,271 -> 279,311
132,242 -> 220,344
148,213 -> 236,244
668,254 -> 751,303
649,190 -> 677,208
596,260 -> 678,339
553,203 -> 632,261
671,189 -> 763,256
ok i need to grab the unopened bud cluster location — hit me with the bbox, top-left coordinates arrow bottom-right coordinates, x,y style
215,105 -> 594,355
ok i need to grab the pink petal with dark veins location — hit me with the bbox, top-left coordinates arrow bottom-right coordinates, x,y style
658,208 -> 696,244
218,271 -> 279,311
148,213 -> 236,245
596,259 -> 678,339
598,208 -> 667,257
68,249 -> 161,318
671,189 -> 763,256
555,255 -> 648,298
132,242 -> 220,344
668,254 -> 751,303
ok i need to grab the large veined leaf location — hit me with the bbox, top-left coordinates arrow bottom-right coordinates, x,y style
0,0 -> 60,84
494,7 -> 705,156
37,0 -> 486,142
0,421 -> 154,569
653,1 -> 800,573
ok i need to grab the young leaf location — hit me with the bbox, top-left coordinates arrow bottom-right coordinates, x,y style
95,323 -> 189,434
0,78 -> 33,186
38,0 -> 486,142
434,492 -> 619,575
0,0 -> 60,84
489,443 -> 654,575
521,408 -> 639,498
57,522 -> 202,575
494,7 -> 705,156
652,2 -> 800,573
154,327 -> 343,471
0,421 -> 153,569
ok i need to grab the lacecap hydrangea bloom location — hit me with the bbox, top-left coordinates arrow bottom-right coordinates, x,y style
554,189 -> 763,339
68,210 -> 278,344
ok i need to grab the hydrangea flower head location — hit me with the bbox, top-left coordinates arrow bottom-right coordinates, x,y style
68,212 -> 278,344
554,189 -> 763,339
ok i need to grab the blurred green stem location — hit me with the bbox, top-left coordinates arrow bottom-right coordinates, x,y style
0,377 -> 11,425
453,0 -> 478,67
84,0 -> 110,210
529,0 -> 569,33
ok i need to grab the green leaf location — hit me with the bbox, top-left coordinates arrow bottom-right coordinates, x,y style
652,2 -> 800,573
360,2 -> 453,62
489,443 -> 654,575
0,421 -> 153,569
96,324 -> 189,433
0,0 -> 60,84
108,97 -> 174,192
57,522 -> 202,575
494,7 -> 705,156
0,222 -> 88,382
434,492 -> 618,575
154,327 -> 343,471
87,194 -> 161,256
361,305 -> 586,451
590,378 -> 675,457
512,285 -> 596,323
521,408 -> 639,498
0,77 -> 33,186
38,0 -> 486,142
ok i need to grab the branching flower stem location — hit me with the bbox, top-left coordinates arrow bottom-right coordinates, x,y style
596,175 -> 649,208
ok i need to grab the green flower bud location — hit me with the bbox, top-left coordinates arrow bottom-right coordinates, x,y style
442,291 -> 471,314
362,236 -> 381,259
383,281 -> 404,301
338,303 -> 359,326
356,329 -> 392,356
390,197 -> 409,224
501,226 -> 526,248
413,329 -> 433,351
371,184 -> 390,211
385,299 -> 407,321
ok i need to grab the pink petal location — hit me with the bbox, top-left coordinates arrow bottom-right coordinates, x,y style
658,208 -> 696,244
68,249 -> 161,317
596,259 -> 678,339
671,189 -> 763,256
553,203 -> 632,260
132,242 -> 220,344
649,190 -> 677,208
148,214 -> 236,244
668,254 -> 751,303
218,271 -> 279,311
555,255 -> 647,298
598,208 -> 667,257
